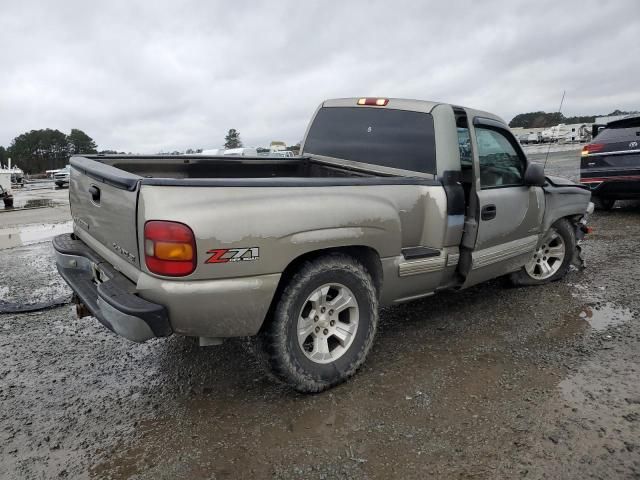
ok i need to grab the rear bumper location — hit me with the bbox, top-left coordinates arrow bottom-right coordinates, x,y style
54,233 -> 281,340
54,233 -> 171,342
580,173 -> 640,199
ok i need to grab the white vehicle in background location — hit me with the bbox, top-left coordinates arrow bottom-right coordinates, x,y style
270,140 -> 287,152
199,148 -> 225,156
269,141 -> 295,157
542,124 -> 592,143
223,147 -> 258,157
560,124 -> 591,143
0,169 -> 13,207
54,165 -> 71,188
199,147 -> 275,157
270,150 -> 295,158
1,159 -> 24,187
527,132 -> 541,144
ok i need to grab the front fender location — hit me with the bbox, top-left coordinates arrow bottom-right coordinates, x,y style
541,182 -> 592,233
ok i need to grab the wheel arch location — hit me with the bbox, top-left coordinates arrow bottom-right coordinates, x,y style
510,215 -> 578,287
258,245 -> 383,333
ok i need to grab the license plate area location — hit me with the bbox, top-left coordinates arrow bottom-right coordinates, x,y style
91,263 -> 111,285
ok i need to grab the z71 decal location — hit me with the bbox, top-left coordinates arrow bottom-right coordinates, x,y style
205,247 -> 260,264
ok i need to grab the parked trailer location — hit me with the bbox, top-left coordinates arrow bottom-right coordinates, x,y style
0,171 -> 13,207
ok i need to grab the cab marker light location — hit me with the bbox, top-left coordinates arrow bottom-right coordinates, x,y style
357,98 -> 389,106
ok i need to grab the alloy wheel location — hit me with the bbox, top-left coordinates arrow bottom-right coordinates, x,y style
296,283 -> 360,364
525,228 -> 566,280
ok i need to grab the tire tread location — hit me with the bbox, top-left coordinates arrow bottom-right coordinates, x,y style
258,253 -> 378,393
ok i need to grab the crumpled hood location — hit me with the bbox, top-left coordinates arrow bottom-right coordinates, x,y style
545,175 -> 589,190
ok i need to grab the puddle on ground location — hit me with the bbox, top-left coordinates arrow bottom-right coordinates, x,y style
577,303 -> 634,331
1,198 -> 61,211
0,221 -> 72,250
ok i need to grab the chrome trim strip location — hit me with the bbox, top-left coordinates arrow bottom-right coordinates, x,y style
398,255 -> 446,277
447,252 -> 460,267
585,148 -> 640,157
472,235 -> 538,270
392,291 -> 435,304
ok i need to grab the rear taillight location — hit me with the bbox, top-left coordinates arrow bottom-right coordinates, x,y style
144,221 -> 196,277
581,143 -> 604,156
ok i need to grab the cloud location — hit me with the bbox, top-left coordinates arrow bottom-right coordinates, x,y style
1,0 -> 638,152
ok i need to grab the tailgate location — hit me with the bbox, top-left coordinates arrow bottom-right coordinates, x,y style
69,157 -> 141,269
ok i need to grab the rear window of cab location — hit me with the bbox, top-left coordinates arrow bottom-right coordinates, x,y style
596,117 -> 640,142
303,107 -> 437,174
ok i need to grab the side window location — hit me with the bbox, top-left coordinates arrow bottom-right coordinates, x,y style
475,127 -> 525,188
457,127 -> 472,169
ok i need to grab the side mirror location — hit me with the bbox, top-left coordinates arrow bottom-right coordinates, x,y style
524,163 -> 546,187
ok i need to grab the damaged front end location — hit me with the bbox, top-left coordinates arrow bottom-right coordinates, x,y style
571,201 -> 594,269
542,175 -> 594,270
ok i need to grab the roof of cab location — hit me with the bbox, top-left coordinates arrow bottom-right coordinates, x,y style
321,97 -> 507,126
322,97 -> 440,114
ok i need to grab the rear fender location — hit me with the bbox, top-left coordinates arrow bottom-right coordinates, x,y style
139,186 -> 405,281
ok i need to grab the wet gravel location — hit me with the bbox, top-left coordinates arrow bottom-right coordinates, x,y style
1,183 -> 639,479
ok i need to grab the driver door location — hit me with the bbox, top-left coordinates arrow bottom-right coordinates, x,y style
461,118 -> 544,287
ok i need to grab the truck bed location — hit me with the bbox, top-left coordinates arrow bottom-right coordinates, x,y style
83,155 -> 378,180
67,153 -> 441,284
71,154 -> 438,191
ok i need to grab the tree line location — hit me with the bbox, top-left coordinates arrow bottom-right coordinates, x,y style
509,109 -> 638,129
0,127 -> 299,174
1,128 -> 98,174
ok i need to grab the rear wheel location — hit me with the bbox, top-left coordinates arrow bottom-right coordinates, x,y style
510,219 -> 575,286
593,196 -> 615,211
258,253 -> 378,393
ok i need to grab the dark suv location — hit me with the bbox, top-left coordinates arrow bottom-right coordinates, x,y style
580,115 -> 640,209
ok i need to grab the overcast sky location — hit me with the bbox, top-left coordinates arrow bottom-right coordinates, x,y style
1,1 -> 638,153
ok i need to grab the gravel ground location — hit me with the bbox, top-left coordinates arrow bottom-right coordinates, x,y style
1,158 -> 639,479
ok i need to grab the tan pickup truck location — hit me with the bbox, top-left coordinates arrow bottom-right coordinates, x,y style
54,97 -> 592,392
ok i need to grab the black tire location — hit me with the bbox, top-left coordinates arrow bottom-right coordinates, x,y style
593,196 -> 615,211
510,218 -> 575,286
258,253 -> 378,393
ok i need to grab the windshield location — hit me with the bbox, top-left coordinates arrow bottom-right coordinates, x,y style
303,107 -> 437,174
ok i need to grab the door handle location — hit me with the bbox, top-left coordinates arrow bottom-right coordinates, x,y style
88,185 -> 101,204
481,204 -> 496,220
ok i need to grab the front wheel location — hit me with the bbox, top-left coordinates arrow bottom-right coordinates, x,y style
258,253 -> 378,393
510,219 -> 575,286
